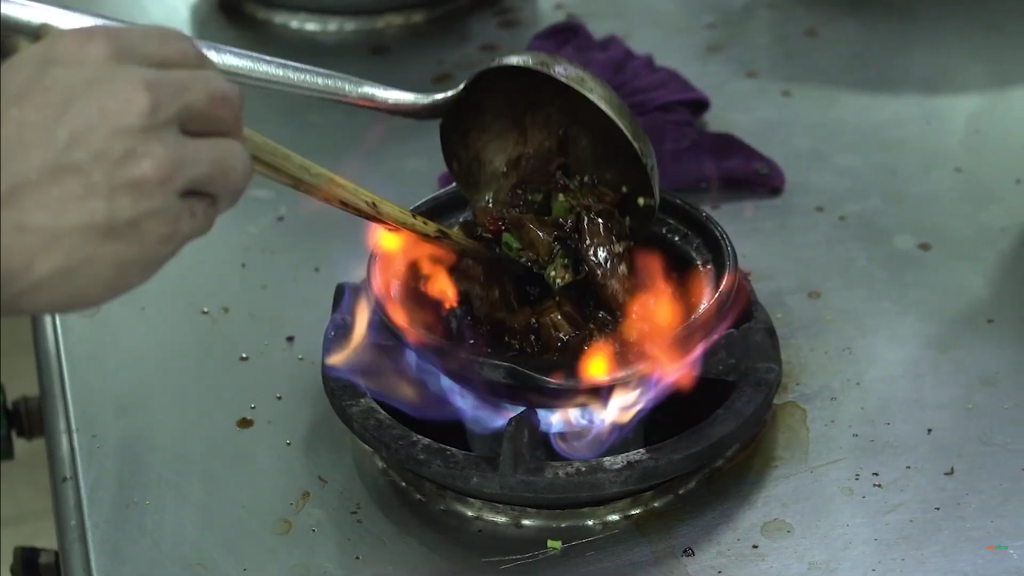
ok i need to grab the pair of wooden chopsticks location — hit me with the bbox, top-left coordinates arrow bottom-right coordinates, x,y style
13,28 -> 485,255
243,129 -> 486,254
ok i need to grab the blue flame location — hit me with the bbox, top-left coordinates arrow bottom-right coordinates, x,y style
323,283 -> 736,460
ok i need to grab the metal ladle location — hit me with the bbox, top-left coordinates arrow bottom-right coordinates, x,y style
1,0 -> 659,231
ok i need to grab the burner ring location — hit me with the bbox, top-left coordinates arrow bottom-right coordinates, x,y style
324,293 -> 780,507
323,187 -> 782,507
355,428 -> 758,531
324,305 -> 779,506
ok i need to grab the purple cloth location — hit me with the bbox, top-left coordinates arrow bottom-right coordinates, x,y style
438,19 -> 785,195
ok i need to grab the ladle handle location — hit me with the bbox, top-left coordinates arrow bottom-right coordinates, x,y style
244,129 -> 487,254
0,0 -> 455,118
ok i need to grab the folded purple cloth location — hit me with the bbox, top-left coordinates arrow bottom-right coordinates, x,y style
438,19 -> 785,196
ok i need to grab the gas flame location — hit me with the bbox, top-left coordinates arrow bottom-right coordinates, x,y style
367,226 -> 458,340
324,225 -> 742,460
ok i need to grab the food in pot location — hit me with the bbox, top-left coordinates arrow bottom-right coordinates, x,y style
441,152 -> 636,361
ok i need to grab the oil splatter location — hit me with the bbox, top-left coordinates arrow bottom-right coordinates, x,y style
838,215 -> 847,221
285,335 -> 295,344
953,166 -> 963,173
803,27 -> 819,38
220,306 -> 230,314
840,486 -> 854,496
293,490 -> 312,514
239,353 -> 250,362
235,417 -> 255,430
273,518 -> 293,535
781,89 -> 793,98
814,205 -> 825,213
745,70 -> 759,79
760,518 -> 795,541
807,290 -> 822,300
916,242 -> 933,252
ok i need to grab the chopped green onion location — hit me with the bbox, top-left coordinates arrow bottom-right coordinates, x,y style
547,539 -> 563,550
544,249 -> 574,289
501,232 -> 522,257
551,194 -> 572,216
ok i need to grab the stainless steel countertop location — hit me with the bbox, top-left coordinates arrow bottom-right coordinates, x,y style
31,0 -> 1023,575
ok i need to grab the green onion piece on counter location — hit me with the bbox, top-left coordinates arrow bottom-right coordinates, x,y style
501,232 -> 522,257
547,539 -> 563,550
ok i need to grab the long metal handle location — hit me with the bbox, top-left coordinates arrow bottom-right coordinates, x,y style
0,0 -> 457,118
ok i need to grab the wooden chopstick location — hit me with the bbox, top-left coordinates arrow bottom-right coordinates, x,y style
243,128 -> 487,255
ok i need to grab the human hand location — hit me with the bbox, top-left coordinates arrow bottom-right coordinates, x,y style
0,26 -> 252,315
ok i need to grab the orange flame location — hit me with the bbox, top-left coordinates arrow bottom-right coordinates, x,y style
575,248 -> 715,391
578,339 -> 618,384
367,226 -> 458,341
326,224 -> 733,452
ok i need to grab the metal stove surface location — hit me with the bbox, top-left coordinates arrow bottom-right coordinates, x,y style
30,0 -> 1024,575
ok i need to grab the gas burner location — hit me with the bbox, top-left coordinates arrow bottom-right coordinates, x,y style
321,187 -> 783,510
220,0 -> 476,33
353,431 -> 755,530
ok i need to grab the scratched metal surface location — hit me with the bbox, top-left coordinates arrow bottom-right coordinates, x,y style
30,0 -> 1023,574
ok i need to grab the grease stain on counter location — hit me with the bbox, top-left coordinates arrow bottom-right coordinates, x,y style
705,401 -> 810,491
273,518 -> 293,536
293,490 -> 312,514
755,401 -> 810,469
776,357 -> 801,399
760,518 -> 795,541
